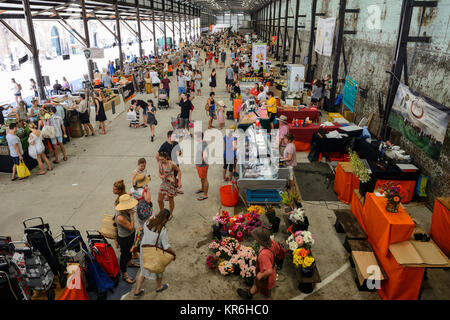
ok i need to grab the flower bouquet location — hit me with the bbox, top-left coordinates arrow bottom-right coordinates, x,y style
212,209 -> 231,239
209,237 -> 240,260
247,205 -> 265,216
349,150 -> 373,197
218,261 -> 234,276
292,248 -> 310,266
379,182 -> 402,213
206,255 -> 219,270
289,207 -> 309,231
244,211 -> 262,234
280,191 -> 300,210
295,230 -> 315,250
300,256 -> 315,277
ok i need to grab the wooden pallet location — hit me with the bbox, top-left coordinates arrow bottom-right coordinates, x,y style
334,209 -> 367,252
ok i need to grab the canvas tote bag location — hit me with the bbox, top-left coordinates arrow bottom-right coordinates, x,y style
142,229 -> 175,274
100,214 -> 117,239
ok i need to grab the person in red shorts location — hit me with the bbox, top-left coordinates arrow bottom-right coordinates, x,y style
237,227 -> 281,300
194,132 -> 209,201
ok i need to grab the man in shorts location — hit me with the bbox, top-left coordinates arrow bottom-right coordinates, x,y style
194,132 -> 209,201
177,70 -> 187,100
179,93 -> 193,131
6,123 -> 24,181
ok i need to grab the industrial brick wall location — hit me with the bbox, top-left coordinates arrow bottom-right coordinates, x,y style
257,0 -> 449,208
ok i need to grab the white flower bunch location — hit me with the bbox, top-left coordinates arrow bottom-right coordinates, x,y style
289,207 -> 305,224
301,231 -> 315,247
287,234 -> 299,251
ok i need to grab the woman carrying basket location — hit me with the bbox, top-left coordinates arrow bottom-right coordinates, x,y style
134,209 -> 176,297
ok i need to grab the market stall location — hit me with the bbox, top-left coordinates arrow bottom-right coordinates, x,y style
277,106 -> 319,123
361,193 -> 425,300
430,197 -> 450,256
289,123 -> 341,151
236,126 -> 288,202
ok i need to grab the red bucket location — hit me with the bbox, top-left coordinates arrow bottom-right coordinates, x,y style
220,184 -> 239,207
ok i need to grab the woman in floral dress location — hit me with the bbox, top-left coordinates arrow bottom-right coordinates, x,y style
157,151 -> 181,219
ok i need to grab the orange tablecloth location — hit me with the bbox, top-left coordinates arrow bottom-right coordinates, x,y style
362,193 -> 415,256
430,197 -> 450,257
350,189 -> 364,230
374,180 -> 417,204
333,162 -> 360,205
362,193 -> 424,300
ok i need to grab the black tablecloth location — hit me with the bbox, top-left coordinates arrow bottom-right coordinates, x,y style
0,151 -> 37,173
353,138 -> 382,161
310,132 -> 353,153
368,161 -> 420,181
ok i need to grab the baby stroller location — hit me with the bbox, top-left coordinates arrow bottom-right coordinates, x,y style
158,89 -> 169,109
23,217 -> 67,288
86,230 -> 120,288
10,241 -> 55,300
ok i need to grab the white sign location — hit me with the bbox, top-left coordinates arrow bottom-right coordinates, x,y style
83,48 -> 104,60
315,17 -> 336,57
252,43 -> 267,69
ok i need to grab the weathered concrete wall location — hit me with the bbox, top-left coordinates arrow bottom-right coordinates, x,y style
257,0 -> 450,208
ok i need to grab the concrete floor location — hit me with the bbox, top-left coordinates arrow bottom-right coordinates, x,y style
1,50 -> 448,300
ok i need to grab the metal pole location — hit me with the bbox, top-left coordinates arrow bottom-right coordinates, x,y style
171,0 -> 176,48
276,0 -> 282,60
329,0 -> 347,110
183,4 -> 187,44
268,1 -> 273,47
22,0 -> 45,100
306,0 -> 317,83
136,2 -> 143,57
282,0 -> 289,64
114,0 -> 123,69
80,0 -> 94,81
188,5 -> 191,43
151,0 -> 157,56
178,1 -> 182,43
162,0 -> 167,51
291,0 -> 300,64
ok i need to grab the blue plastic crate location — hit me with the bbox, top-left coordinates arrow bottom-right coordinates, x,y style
246,189 -> 282,204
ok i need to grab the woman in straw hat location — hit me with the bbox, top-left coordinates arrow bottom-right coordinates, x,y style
217,100 -> 225,130
115,194 -> 139,284
237,227 -> 281,300
133,209 -> 176,297
277,114 -> 290,153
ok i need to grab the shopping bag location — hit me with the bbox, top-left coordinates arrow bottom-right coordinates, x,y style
17,161 -> 30,179
100,214 -> 117,240
126,110 -> 137,121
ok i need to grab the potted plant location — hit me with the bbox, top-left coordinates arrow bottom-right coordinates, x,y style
379,182 -> 403,213
349,150 -> 372,197
265,205 -> 280,233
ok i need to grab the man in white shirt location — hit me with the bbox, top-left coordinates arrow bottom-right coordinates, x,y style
76,94 -> 95,137
50,106 -> 67,163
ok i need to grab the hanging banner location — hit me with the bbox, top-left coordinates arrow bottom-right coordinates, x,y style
343,75 -> 358,112
83,48 -> 104,60
315,17 -> 336,57
122,82 -> 135,103
388,83 -> 450,160
252,43 -> 267,69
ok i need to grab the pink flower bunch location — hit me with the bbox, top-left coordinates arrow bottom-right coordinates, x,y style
215,210 -> 230,225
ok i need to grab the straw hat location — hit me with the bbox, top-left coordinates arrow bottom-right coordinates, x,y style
115,194 -> 138,211
277,115 -> 288,123
134,173 -> 150,188
229,124 -> 237,130
251,227 -> 272,248
44,113 -> 51,120
217,100 -> 225,106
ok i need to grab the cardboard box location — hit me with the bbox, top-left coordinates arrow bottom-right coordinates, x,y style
344,110 -> 355,123
352,251 -> 386,286
389,240 -> 450,268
